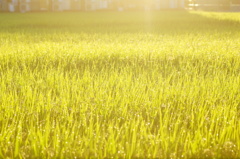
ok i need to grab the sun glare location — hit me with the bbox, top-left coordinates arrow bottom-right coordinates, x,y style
1,0 -> 240,158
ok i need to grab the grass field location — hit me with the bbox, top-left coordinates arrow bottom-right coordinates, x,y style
0,11 -> 240,158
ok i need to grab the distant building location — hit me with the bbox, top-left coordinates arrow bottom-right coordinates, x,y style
187,0 -> 240,11
231,0 -> 240,11
0,0 -> 185,12
156,0 -> 185,9
119,0 -> 184,10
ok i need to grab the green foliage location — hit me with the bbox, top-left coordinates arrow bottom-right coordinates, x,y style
0,11 -> 240,158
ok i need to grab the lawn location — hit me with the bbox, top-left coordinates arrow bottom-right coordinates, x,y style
0,11 -> 240,158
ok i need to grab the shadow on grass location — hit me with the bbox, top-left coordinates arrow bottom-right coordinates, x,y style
0,11 -> 240,35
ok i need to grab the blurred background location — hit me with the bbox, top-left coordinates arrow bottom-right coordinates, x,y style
0,0 -> 240,13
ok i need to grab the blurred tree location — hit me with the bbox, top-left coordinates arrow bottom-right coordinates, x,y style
80,0 -> 86,10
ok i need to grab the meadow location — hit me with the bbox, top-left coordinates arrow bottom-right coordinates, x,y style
0,11 -> 240,158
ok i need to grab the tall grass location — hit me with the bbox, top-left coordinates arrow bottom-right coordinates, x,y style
0,11 -> 240,158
